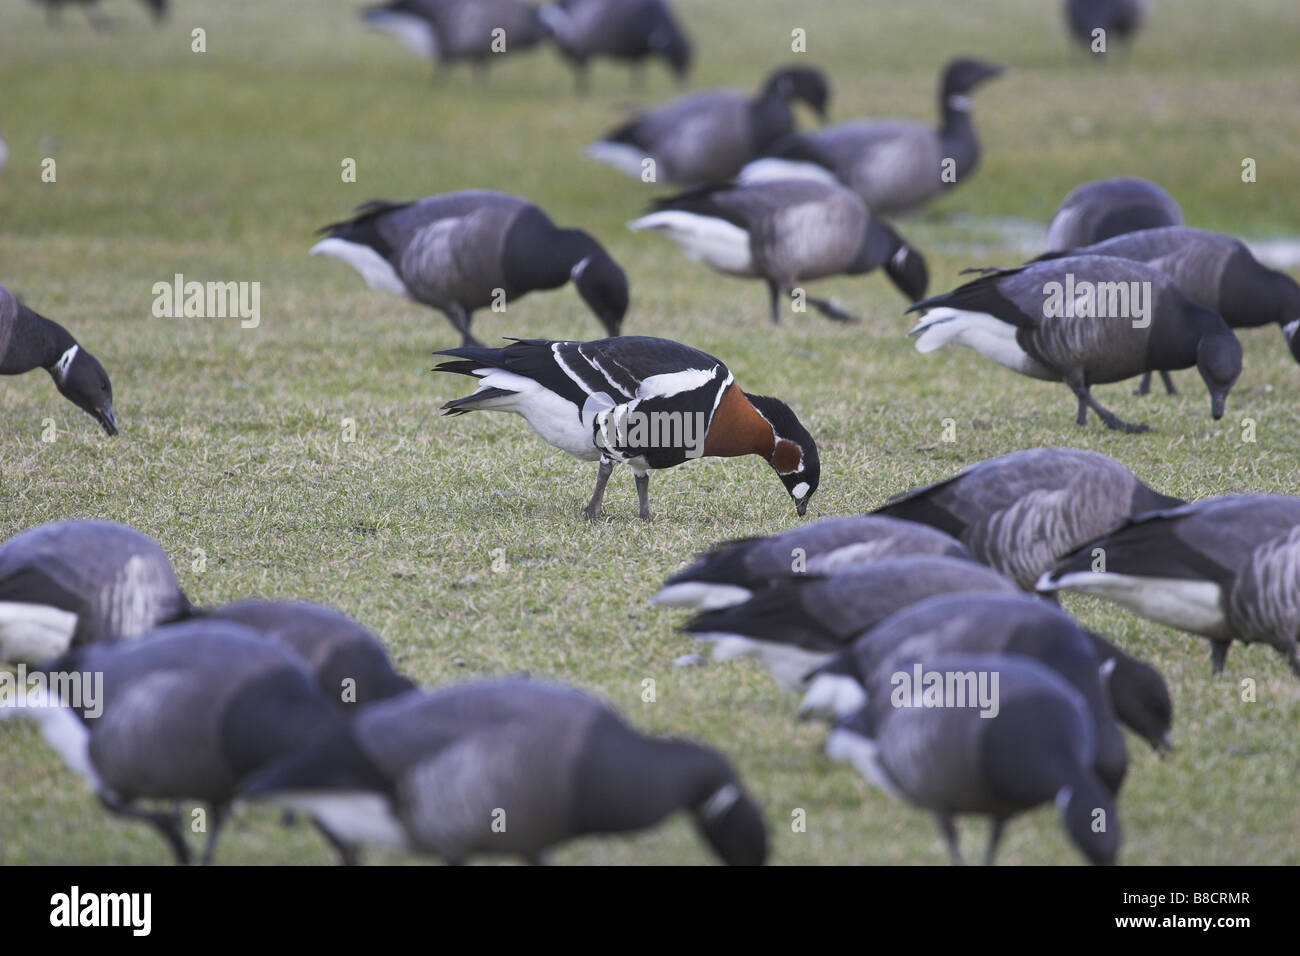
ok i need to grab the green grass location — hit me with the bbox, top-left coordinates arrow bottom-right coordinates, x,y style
2,0 -> 1300,865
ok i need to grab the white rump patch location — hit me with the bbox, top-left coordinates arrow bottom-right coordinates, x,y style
628,211 -> 755,276
262,791 -> 409,851
1041,571 -> 1229,638
798,673 -> 868,721
649,582 -> 753,611
910,307 -> 1047,376
310,238 -> 409,297
363,10 -> 439,60
469,367 -> 599,461
696,633 -> 830,691
0,686 -> 102,792
0,602 -> 79,664
737,158 -> 838,185
825,727 -> 904,801
586,142 -> 650,179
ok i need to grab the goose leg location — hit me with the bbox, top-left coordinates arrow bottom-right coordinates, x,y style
804,294 -> 861,323
634,471 -> 652,520
935,814 -> 963,865
444,306 -> 482,348
199,802 -> 228,866
1159,370 -> 1177,394
629,63 -> 645,93
766,280 -> 781,324
573,63 -> 590,95
312,819 -> 361,866
99,794 -> 191,864
1210,640 -> 1231,675
1134,371 -> 1153,396
1065,376 -> 1149,433
1285,647 -> 1300,680
983,818 -> 1006,866
584,460 -> 614,519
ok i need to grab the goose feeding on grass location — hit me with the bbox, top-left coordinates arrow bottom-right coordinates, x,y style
1045,177 -> 1181,253
541,0 -> 692,92
363,0 -> 548,78
1064,0 -> 1147,57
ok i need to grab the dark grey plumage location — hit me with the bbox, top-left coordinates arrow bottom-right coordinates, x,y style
312,191 -> 628,347
1040,493 -> 1300,678
32,0 -> 166,31
240,680 -> 768,865
909,255 -> 1243,431
652,515 -> 971,611
1065,0 -> 1147,56
541,0 -> 692,92
682,555 -> 1016,689
363,0 -> 548,78
0,520 -> 191,664
1,284 -> 118,436
873,447 -> 1183,590
630,179 -> 929,322
826,653 -> 1121,865
1045,177 -> 1181,252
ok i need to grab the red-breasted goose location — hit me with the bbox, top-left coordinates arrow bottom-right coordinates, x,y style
541,0 -> 692,92
363,0 -> 548,78
1045,177 -> 1182,253
433,335 -> 819,519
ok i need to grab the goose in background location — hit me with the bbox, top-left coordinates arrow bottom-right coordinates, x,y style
363,0 -> 548,78
1,283 -> 118,436
740,58 -> 1005,216
682,555 -> 1016,689
651,515 -> 971,611
0,622 -> 344,865
434,335 -> 819,519
1065,0 -> 1147,57
541,0 -> 692,92
33,0 -> 166,31
629,180 -> 929,322
312,192 -> 628,347
0,520 -> 190,664
240,680 -> 768,866
1044,177 -> 1182,252
1039,493 -> 1300,678
873,447 -> 1183,590
587,66 -> 830,185
908,255 -> 1243,432
826,653 -> 1121,865
0,131 -> 8,172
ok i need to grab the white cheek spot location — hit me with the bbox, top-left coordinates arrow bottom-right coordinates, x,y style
791,482 -> 810,499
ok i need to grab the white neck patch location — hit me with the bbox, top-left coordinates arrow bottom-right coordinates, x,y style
699,782 -> 742,822
891,246 -> 910,268
571,256 -> 592,281
1283,318 -> 1300,340
947,94 -> 972,112
53,344 -> 79,384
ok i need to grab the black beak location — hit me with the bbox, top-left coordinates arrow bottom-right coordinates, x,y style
1155,733 -> 1175,758
795,496 -> 809,517
96,405 -> 118,436
1211,393 -> 1227,420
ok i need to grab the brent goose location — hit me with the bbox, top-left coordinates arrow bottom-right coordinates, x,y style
1,622 -> 343,864
874,448 -> 1182,589
434,335 -> 819,519
363,0 -> 547,77
1065,0 -> 1147,56
587,66 -> 829,185
1,283 -> 118,436
0,520 -> 190,664
741,58 -> 1005,216
312,192 -> 628,347
651,515 -> 970,611
240,680 -> 768,865
203,600 -> 415,709
35,0 -> 166,30
541,0 -> 692,92
629,179 -> 929,322
1045,177 -> 1182,252
908,255 -> 1243,432
826,653 -> 1120,865
1039,493 -> 1300,677
682,555 -> 1015,689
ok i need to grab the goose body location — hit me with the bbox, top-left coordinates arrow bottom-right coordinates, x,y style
1065,0 -> 1147,54
629,179 -> 928,322
1039,494 -> 1300,677
542,0 -> 691,91
873,448 -> 1182,590
434,335 -> 819,519
908,255 -> 1243,431
1045,178 -> 1181,252
363,0 -> 547,71
652,515 -> 971,611
312,192 -> 628,347
32,0 -> 166,30
240,680 -> 768,865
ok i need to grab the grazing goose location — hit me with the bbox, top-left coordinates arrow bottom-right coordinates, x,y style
908,255 -> 1243,432
0,623 -> 343,865
203,601 -> 415,710
541,0 -> 692,92
240,680 -> 768,866
826,653 -> 1120,865
363,0 -> 548,77
651,515 -> 970,611
1039,494 -> 1300,678
312,192 -> 628,347
434,336 -> 819,519
0,520 -> 190,664
1,283 -> 118,436
874,448 -> 1182,590
741,58 -> 1005,216
682,555 -> 1015,689
1034,226 -> 1300,394
587,66 -> 829,185
628,180 -> 929,322
798,593 -> 1131,794
1045,178 -> 1182,253
1065,0 -> 1147,56
33,0 -> 166,30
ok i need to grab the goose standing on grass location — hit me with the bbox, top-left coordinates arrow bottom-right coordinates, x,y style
907,256 -> 1243,432
873,448 -> 1182,590
1,283 -> 118,436
312,192 -> 628,347
240,680 -> 768,866
363,0 -> 548,78
0,520 -> 190,664
629,180 -> 929,322
826,654 -> 1121,865
587,66 -> 829,185
682,556 -> 1015,689
1039,494 -> 1300,678
33,0 -> 167,31
1045,178 -> 1182,252
740,58 -> 1005,216
541,0 -> 692,92
0,623 -> 344,865
1065,0 -> 1147,57
434,336 -> 819,519
652,515 -> 970,611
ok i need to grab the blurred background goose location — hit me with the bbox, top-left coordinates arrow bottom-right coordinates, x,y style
363,0 -> 548,79
1044,177 -> 1182,252
542,0 -> 692,92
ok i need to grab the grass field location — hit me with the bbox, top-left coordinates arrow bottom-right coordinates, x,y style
2,0 -> 1299,865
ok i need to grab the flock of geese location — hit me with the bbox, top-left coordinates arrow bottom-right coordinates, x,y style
4,0 -> 1299,865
